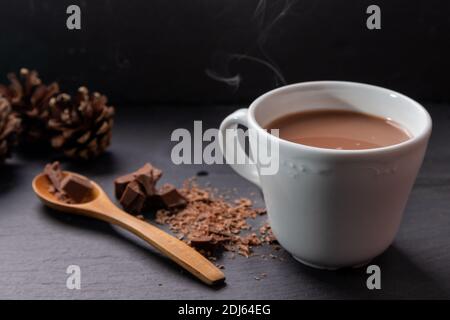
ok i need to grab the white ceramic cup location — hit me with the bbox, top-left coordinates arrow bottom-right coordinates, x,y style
219,81 -> 432,269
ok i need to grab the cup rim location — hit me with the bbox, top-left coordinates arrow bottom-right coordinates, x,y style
248,81 -> 432,156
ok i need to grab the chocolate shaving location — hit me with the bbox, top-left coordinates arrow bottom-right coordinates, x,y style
155,179 -> 275,257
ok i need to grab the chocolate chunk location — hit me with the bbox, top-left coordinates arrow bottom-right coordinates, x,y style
114,163 -> 162,201
114,173 -> 135,199
60,174 -> 93,203
44,161 -> 71,203
120,181 -> 143,207
145,194 -> 164,209
114,163 -> 166,214
136,173 -> 156,196
136,163 -> 162,182
135,163 -> 162,195
114,164 -> 188,215
158,184 -> 187,209
119,181 -> 146,214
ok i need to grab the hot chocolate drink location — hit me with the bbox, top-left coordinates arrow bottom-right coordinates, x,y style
265,109 -> 411,150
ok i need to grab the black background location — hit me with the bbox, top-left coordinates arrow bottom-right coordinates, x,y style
0,0 -> 449,105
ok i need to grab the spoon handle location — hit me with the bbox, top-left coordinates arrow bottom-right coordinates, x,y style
91,202 -> 225,285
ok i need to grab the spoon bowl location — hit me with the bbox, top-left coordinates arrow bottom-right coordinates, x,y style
32,171 -> 225,285
33,172 -> 100,210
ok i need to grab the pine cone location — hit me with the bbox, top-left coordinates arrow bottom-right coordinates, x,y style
0,68 -> 59,143
48,86 -> 114,160
0,97 -> 21,163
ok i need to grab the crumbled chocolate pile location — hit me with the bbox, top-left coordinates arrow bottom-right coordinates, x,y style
114,163 -> 187,214
114,163 -> 278,257
155,179 -> 277,257
44,161 -> 93,204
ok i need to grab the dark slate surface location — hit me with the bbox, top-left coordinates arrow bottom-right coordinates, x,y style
0,104 -> 449,299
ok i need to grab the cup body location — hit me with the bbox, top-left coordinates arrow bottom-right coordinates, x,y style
222,81 -> 432,269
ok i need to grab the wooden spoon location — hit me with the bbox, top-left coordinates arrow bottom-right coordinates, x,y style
32,171 -> 225,285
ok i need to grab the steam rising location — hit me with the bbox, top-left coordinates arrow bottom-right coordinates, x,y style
205,69 -> 242,90
229,54 -> 286,85
206,0 -> 297,90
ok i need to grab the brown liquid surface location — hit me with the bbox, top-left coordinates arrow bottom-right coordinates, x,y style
265,109 -> 411,150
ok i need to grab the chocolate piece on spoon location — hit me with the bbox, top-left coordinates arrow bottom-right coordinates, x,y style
43,161 -> 94,204
44,161 -> 71,203
60,174 -> 94,203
